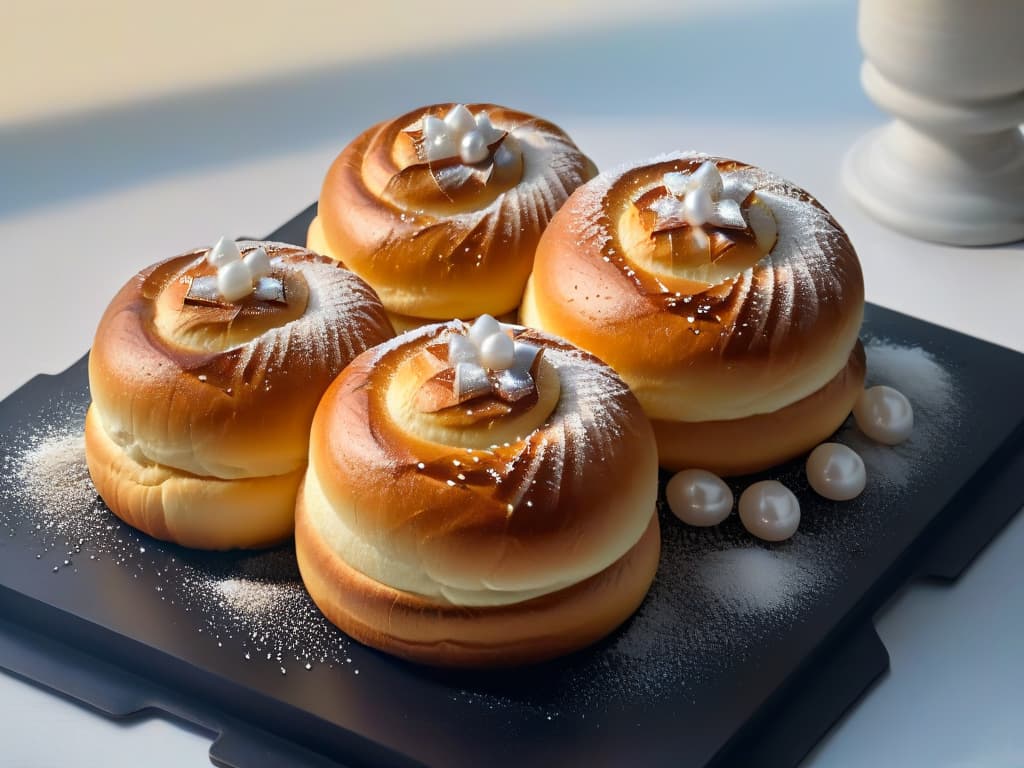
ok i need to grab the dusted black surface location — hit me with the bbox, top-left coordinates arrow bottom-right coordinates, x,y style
1,204 -> 1022,768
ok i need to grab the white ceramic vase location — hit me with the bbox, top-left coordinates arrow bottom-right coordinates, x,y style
843,0 -> 1024,245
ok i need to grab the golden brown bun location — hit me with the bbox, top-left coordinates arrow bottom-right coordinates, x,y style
309,103 -> 597,324
652,342 -> 865,475
296,501 -> 660,668
85,405 -> 302,549
521,153 -> 865,473
86,241 -> 394,549
296,321 -> 660,666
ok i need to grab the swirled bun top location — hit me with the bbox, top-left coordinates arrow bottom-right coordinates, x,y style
522,153 -> 865,422
309,103 -> 597,322
88,241 -> 395,480
304,321 -> 658,607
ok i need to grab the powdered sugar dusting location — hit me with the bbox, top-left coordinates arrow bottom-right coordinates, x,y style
698,547 -> 820,613
448,337 -> 964,713
836,341 -> 956,489
95,243 -> 392,480
561,152 -> 858,352
411,119 -> 593,268
0,402 -> 357,675
228,241 -> 390,371
0,335 -> 968,719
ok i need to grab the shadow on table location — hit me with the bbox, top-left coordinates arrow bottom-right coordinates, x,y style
0,1 -> 872,217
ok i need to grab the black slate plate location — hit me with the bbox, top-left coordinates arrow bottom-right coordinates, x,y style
1,204 -> 1022,768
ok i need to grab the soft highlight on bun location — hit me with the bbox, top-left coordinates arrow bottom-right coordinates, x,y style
86,241 -> 394,549
522,153 -> 866,474
308,103 -> 597,326
295,322 -> 660,666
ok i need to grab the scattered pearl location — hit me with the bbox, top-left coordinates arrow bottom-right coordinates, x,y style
479,331 -> 515,370
444,104 -> 476,135
468,314 -> 502,347
854,386 -> 914,445
243,246 -> 271,278
683,187 -> 714,225
217,259 -> 253,302
207,236 -> 241,267
666,469 -> 733,527
738,481 -> 800,542
459,130 -> 489,164
806,443 -> 866,501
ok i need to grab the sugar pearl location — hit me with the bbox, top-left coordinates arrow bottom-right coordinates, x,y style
444,104 -> 476,136
207,236 -> 241,267
683,187 -> 714,226
666,469 -> 733,527
243,246 -> 271,278
422,115 -> 445,142
739,481 -> 800,542
460,130 -> 489,164
479,331 -> 515,370
468,314 -> 502,347
427,133 -> 456,162
690,160 -> 724,198
806,443 -> 866,501
217,260 -> 253,302
448,334 -> 479,365
854,386 -> 914,445
474,112 -> 502,143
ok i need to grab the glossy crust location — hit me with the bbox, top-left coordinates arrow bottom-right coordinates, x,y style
521,153 -> 865,473
309,103 -> 597,323
296,322 -> 660,665
86,242 -> 394,549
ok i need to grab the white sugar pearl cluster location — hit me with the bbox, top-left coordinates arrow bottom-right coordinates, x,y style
422,104 -> 508,165
738,481 -> 802,542
661,160 -> 748,230
665,385 -> 913,541
448,315 -> 540,400
207,237 -> 272,302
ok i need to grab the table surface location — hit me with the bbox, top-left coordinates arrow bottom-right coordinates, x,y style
2,1 -> 1023,766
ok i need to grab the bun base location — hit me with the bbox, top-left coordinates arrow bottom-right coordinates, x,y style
652,342 -> 866,476
84,405 -> 300,550
295,494 -> 661,668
